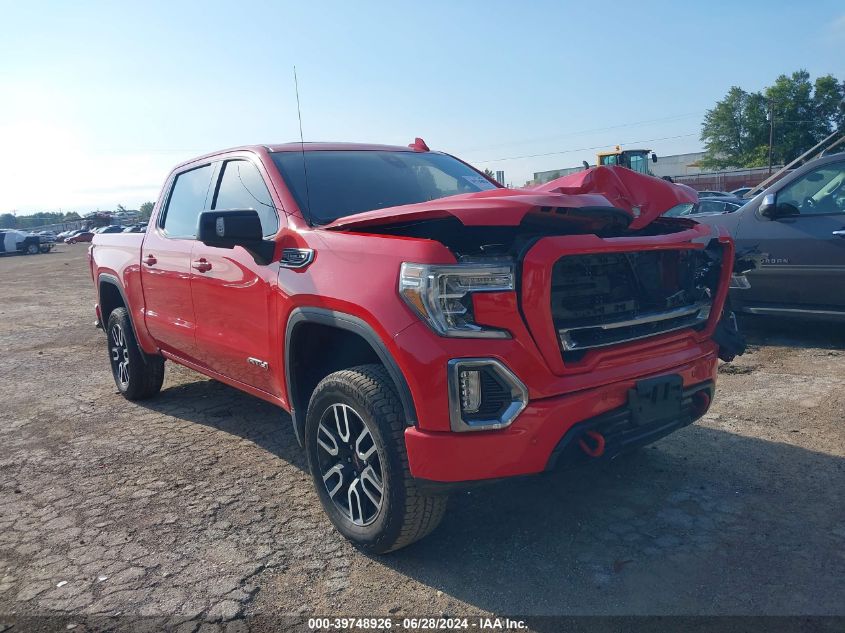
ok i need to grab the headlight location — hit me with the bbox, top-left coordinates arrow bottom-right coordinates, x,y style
399,262 -> 514,338
729,274 -> 751,289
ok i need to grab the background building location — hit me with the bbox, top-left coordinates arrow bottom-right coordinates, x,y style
532,151 -> 782,192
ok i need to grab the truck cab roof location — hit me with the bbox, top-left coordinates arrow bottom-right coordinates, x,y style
173,141 -> 436,171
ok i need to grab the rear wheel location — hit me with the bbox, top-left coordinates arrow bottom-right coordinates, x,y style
305,364 -> 446,553
106,307 -> 165,400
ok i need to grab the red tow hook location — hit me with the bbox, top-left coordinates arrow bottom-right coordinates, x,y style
578,430 -> 606,458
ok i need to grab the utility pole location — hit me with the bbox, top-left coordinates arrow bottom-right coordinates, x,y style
767,100 -> 774,176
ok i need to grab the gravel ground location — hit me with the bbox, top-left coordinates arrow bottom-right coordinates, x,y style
0,246 -> 843,631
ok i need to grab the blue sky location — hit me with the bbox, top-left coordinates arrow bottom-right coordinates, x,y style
1,0 -> 843,213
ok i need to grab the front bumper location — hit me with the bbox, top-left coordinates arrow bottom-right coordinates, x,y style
404,350 -> 718,483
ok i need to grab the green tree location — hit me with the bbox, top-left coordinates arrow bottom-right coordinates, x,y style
483,168 -> 495,178
699,87 -> 768,169
813,74 -> 845,134
0,213 -> 16,228
13,212 -> 69,229
764,70 -> 817,165
139,201 -> 155,221
700,70 -> 844,169
116,204 -> 126,213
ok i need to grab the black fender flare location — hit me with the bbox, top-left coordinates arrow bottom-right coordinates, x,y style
284,307 -> 417,445
98,273 -> 151,364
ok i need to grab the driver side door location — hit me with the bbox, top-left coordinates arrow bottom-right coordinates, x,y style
190,157 -> 282,396
739,159 -> 845,311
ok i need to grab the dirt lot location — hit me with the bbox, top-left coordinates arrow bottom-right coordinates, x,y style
1,246 -> 843,630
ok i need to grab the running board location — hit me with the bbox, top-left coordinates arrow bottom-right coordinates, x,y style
743,306 -> 845,317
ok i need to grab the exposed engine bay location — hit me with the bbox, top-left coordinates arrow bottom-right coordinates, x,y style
359,213 -> 697,261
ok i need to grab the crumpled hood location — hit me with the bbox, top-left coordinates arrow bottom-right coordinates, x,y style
323,165 -> 697,232
533,166 -> 698,229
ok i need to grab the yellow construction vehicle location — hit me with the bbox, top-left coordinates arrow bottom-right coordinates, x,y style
596,146 -> 657,175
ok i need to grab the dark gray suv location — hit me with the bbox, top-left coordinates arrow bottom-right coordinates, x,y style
696,152 -> 845,321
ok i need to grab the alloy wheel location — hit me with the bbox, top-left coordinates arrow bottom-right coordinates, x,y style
316,403 -> 384,526
110,323 -> 130,388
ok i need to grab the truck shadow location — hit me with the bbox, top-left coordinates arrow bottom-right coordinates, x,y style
137,377 -> 845,619
137,377 -> 308,471
379,426 -> 845,620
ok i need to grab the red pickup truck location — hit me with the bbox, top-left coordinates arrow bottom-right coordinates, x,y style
89,140 -> 744,552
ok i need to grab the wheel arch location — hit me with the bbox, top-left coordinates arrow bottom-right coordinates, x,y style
98,273 -> 150,364
285,307 -> 417,445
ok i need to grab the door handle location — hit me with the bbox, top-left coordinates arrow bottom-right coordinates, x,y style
143,254 -> 157,266
833,230 -> 845,238
191,258 -> 212,273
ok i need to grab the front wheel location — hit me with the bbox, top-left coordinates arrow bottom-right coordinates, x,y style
305,364 -> 446,553
106,307 -> 165,400
25,243 -> 39,255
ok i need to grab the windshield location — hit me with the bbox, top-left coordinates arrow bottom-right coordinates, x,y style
271,150 -> 498,224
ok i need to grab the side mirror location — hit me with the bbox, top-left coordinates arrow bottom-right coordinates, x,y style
197,210 -> 274,264
651,152 -> 658,163
759,194 -> 777,218
759,194 -> 800,220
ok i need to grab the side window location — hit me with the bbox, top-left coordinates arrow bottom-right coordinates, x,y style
698,200 -> 722,214
162,165 -> 213,238
628,153 -> 645,174
213,160 -> 279,236
663,204 -> 692,217
777,161 -> 845,215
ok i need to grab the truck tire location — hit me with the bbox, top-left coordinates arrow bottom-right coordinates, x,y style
106,307 -> 165,400
305,364 -> 446,553
25,243 -> 39,255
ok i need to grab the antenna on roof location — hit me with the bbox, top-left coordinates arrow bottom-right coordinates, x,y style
293,66 -> 312,216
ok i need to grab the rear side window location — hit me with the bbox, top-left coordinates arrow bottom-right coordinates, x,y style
162,165 -> 213,238
213,160 -> 279,236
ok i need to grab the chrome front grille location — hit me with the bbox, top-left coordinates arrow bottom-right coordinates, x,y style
550,250 -> 717,354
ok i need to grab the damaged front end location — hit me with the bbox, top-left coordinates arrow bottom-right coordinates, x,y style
551,244 -> 722,355
328,165 -> 745,363
518,222 -> 745,372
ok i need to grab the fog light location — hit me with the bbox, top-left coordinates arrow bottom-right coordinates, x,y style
447,358 -> 528,432
459,369 -> 482,413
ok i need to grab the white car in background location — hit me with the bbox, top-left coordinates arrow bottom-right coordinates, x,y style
0,229 -> 53,255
